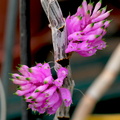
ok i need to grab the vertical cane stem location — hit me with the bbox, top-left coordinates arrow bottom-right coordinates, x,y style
40,0 -> 74,119
19,0 -> 32,119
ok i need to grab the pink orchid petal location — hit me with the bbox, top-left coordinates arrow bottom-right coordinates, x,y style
54,78 -> 64,87
37,107 -> 46,114
92,11 -> 110,22
19,84 -> 32,90
12,79 -> 29,85
44,86 -> 57,97
28,91 -> 40,99
87,2 -> 93,15
101,6 -> 107,14
15,85 -> 36,96
18,65 -> 30,77
68,32 -> 82,41
77,48 -> 97,57
33,101 -> 44,108
47,98 -> 62,115
92,0 -> 102,15
104,20 -> 111,28
59,88 -> 72,107
91,20 -> 105,30
57,67 -> 68,78
35,93 -> 46,102
76,6 -> 84,16
35,84 -> 49,93
43,76 -> 53,84
46,91 -> 60,107
82,0 -> 88,16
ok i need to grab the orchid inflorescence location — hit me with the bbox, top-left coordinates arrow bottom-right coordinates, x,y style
65,0 -> 111,57
11,0 -> 111,115
10,63 -> 72,114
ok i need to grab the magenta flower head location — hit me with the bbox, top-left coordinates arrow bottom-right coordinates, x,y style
65,0 -> 112,57
10,63 -> 72,115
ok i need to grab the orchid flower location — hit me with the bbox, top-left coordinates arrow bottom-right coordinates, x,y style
65,0 -> 112,57
11,63 -> 72,115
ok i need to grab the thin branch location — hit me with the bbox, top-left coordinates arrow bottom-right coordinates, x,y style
19,0 -> 32,119
19,0 -> 31,66
71,44 -> 120,120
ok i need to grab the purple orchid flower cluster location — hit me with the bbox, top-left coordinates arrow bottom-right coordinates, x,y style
65,0 -> 111,57
11,63 -> 72,114
11,0 -> 111,115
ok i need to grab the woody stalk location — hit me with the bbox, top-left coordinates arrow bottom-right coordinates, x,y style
40,0 -> 74,119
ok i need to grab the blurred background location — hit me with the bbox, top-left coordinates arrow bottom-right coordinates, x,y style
0,0 -> 120,120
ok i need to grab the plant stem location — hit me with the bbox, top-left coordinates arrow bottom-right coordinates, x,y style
19,0 -> 32,119
40,0 -> 74,119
